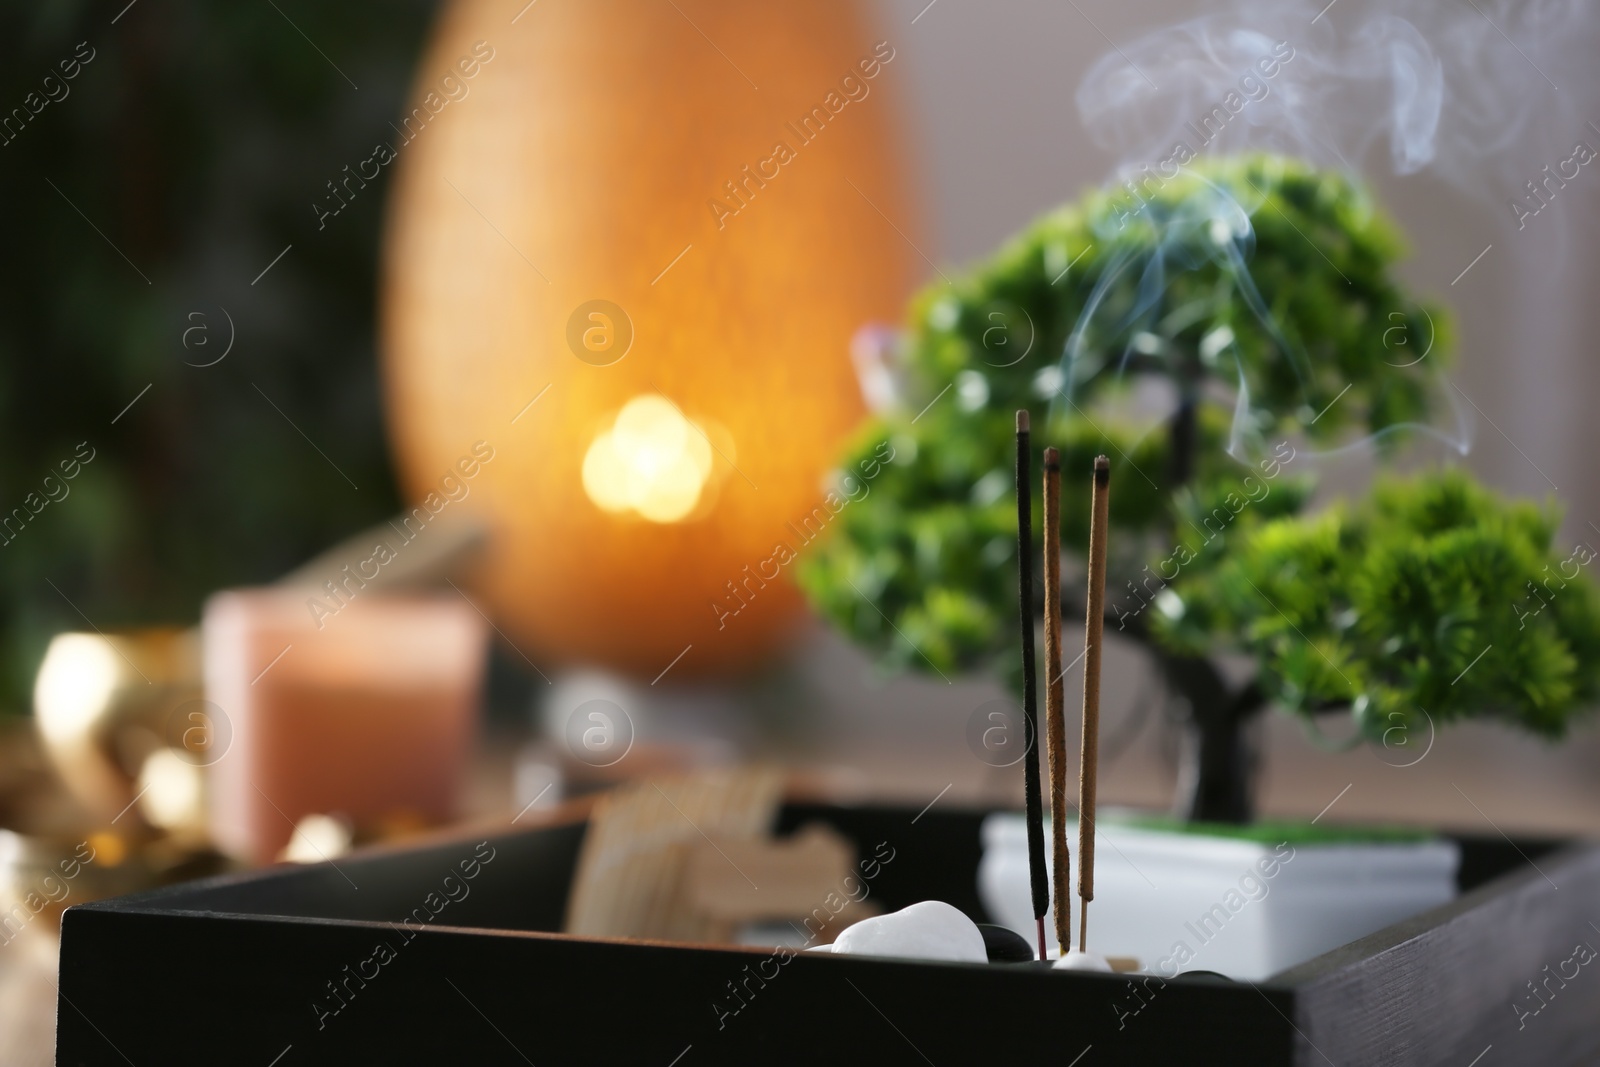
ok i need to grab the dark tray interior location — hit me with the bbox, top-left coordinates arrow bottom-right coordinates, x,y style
56,803 -> 1599,1066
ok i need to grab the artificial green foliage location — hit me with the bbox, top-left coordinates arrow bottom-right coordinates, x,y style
1117,814 -> 1433,846
1159,470 -> 1600,740
799,154 -> 1598,750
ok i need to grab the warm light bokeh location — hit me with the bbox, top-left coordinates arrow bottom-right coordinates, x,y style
582,395 -> 716,524
381,0 -> 921,677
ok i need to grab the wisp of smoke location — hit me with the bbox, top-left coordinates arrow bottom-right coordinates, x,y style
1077,0 -> 1595,198
1060,0 -> 1598,463
1078,11 -> 1439,176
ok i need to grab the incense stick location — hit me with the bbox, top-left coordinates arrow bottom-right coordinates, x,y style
1014,410 -> 1048,962
1042,447 -> 1070,956
1077,455 -> 1110,951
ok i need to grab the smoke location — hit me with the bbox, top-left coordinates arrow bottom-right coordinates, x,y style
1077,12 -> 1438,178
1058,0 -> 1600,464
1075,0 -> 1598,202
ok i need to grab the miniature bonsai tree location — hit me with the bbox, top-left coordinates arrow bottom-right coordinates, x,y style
799,155 -> 1600,823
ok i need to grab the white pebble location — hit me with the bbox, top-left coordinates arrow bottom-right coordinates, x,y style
828,901 -> 987,963
1053,950 -> 1112,972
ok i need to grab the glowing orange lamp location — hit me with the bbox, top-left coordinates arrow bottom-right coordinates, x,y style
381,0 -> 920,677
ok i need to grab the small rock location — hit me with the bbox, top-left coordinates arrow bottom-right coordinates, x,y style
977,923 -> 1036,963
1053,950 -> 1112,972
829,901 -> 987,963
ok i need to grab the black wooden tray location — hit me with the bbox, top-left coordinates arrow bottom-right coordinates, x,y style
55,802 -> 1600,1065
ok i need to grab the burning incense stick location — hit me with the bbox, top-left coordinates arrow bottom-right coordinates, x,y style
1014,410 -> 1049,962
1042,447 -> 1070,956
1077,455 -> 1110,951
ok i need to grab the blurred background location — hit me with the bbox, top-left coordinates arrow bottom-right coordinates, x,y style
3,0 -> 1600,1058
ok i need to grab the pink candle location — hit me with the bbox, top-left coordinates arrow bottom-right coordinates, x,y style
203,589 -> 489,864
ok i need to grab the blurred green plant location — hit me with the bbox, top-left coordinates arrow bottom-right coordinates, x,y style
1157,470 -> 1600,739
0,2 -> 437,711
799,155 -> 1600,821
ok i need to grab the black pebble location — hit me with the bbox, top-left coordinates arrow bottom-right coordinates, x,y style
1172,969 -> 1234,983
977,924 -> 1036,963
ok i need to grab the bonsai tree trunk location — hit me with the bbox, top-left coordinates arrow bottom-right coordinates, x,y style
1147,381 -> 1274,823
1155,652 -> 1267,823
